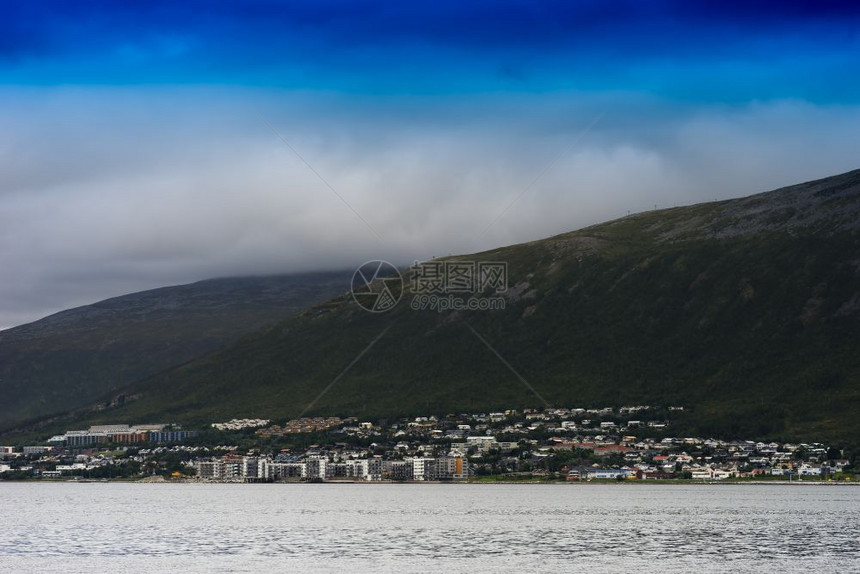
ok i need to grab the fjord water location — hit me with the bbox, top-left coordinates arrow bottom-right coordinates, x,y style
2,483 -> 858,573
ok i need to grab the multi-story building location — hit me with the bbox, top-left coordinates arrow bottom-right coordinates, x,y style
385,460 -> 412,481
149,430 -> 197,443
403,456 -> 469,481
411,457 -> 434,481
111,432 -> 149,444
195,460 -> 221,480
305,456 -> 328,480
196,456 -> 243,480
367,456 -> 384,481
65,430 -> 109,447
59,424 -> 196,446
260,460 -> 306,480
432,456 -> 468,480
242,456 -> 260,479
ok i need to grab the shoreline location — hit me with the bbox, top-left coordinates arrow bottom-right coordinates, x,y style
3,478 -> 857,486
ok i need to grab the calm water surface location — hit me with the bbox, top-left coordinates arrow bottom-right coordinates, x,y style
2,483 -> 858,573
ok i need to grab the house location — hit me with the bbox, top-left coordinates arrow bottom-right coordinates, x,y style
691,467 -> 733,480
466,436 -> 499,453
587,469 -> 633,480
798,465 -> 823,476
691,467 -> 714,480
525,413 -> 549,421
712,469 -> 734,480
636,469 -> 675,480
593,445 -> 635,456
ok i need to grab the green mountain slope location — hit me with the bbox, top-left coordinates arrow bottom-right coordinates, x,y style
0,272 -> 350,431
22,169 -> 860,444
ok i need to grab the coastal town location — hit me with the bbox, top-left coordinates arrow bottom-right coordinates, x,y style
1,406 -> 854,482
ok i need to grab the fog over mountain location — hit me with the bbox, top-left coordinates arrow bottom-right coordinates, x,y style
2,1 -> 860,328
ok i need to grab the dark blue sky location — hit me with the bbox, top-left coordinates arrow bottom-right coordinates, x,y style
3,0 -> 859,100
1,1 -> 860,327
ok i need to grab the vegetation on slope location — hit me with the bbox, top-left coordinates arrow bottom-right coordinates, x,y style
0,272 -> 350,431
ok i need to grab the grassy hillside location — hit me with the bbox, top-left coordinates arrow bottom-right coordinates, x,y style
14,169 -> 860,445
0,272 -> 350,431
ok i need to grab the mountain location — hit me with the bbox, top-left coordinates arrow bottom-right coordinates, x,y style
14,169 -> 860,445
0,272 -> 350,431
